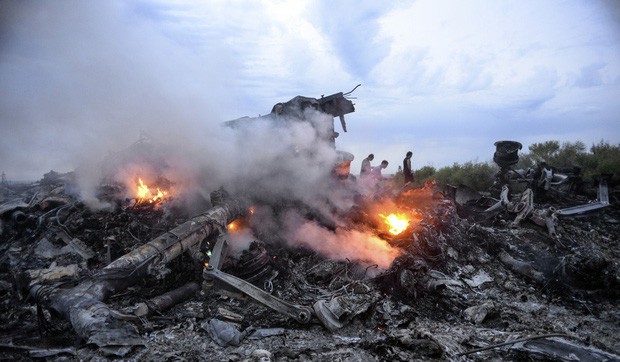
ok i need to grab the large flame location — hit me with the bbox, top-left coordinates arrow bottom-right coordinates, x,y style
379,213 -> 410,235
135,178 -> 169,205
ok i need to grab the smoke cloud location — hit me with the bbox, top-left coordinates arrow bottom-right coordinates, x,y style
0,1 -> 233,182
0,1 -> 398,268
291,220 -> 400,269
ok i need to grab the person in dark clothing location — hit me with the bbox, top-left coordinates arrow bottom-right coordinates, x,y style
531,161 -> 552,201
403,151 -> 414,184
360,154 -> 374,177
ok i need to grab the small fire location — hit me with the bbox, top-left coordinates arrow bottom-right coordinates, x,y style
135,178 -> 169,205
227,216 -> 253,233
379,213 -> 410,235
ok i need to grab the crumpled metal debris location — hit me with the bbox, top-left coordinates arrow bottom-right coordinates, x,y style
248,328 -> 285,339
556,175 -> 611,216
250,349 -> 272,362
462,270 -> 493,289
69,299 -> 144,357
202,318 -> 254,347
313,288 -> 378,331
313,297 -> 350,331
463,302 -> 495,324
204,238 -> 313,324
25,263 -> 81,287
485,185 -> 558,236
511,336 -> 619,361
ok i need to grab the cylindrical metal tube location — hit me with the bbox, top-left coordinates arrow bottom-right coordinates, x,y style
144,282 -> 200,315
12,210 -> 27,224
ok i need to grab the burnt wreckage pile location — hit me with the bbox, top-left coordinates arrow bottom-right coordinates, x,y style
1,99 -> 620,361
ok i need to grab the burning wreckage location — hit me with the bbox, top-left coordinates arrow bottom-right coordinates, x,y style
1,90 -> 619,361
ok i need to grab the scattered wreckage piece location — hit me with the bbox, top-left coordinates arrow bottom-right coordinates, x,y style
52,229 -> 95,260
510,335 -> 620,361
204,266 -> 313,324
132,281 -> 200,318
313,298 -> 347,331
498,250 -> 545,284
313,291 -> 376,332
556,175 -> 611,216
493,140 -> 522,169
0,199 -> 29,216
30,192 -> 249,351
202,318 -> 254,347
223,87 -> 359,181
2,137 -> 619,360
463,301 -> 496,325
0,199 -> 30,234
0,343 -> 76,359
224,87 -> 356,142
529,207 -> 558,238
459,333 -> 618,361
203,235 -> 382,334
484,185 -> 558,237
203,238 -> 313,324
489,139 -> 600,202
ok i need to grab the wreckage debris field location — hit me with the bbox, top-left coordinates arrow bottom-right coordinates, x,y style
1,176 -> 619,361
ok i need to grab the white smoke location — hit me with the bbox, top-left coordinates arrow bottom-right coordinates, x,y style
0,1 -> 233,182
284,210 -> 400,269
0,1 -> 397,268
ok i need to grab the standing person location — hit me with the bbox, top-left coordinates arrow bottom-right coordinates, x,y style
370,160 -> 389,180
403,151 -> 414,184
360,154 -> 374,177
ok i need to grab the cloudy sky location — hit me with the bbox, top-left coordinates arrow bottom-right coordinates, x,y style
1,0 -> 619,180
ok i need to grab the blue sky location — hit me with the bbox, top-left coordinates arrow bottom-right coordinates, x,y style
1,0 -> 619,180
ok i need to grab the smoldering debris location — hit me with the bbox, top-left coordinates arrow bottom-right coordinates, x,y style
1,168 -> 619,361
1,103 -> 619,361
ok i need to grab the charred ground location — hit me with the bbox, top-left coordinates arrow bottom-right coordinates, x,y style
1,171 -> 619,361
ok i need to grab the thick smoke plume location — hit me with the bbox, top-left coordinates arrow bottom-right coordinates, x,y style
0,1 -> 399,268
0,1 -> 233,182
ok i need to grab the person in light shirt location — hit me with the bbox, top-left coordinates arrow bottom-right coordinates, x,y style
370,160 -> 389,180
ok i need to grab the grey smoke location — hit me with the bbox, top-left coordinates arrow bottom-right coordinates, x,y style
0,1 -> 399,267
0,1 -> 233,181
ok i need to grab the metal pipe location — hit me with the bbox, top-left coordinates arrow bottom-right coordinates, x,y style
134,282 -> 200,317
12,210 -> 27,224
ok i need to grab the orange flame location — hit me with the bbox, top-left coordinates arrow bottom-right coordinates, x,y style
227,221 -> 237,231
379,213 -> 410,235
136,178 -> 169,205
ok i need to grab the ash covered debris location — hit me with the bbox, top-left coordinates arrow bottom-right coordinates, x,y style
1,97 -> 619,361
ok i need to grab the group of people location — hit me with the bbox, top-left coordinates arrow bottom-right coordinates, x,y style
359,151 -> 414,184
